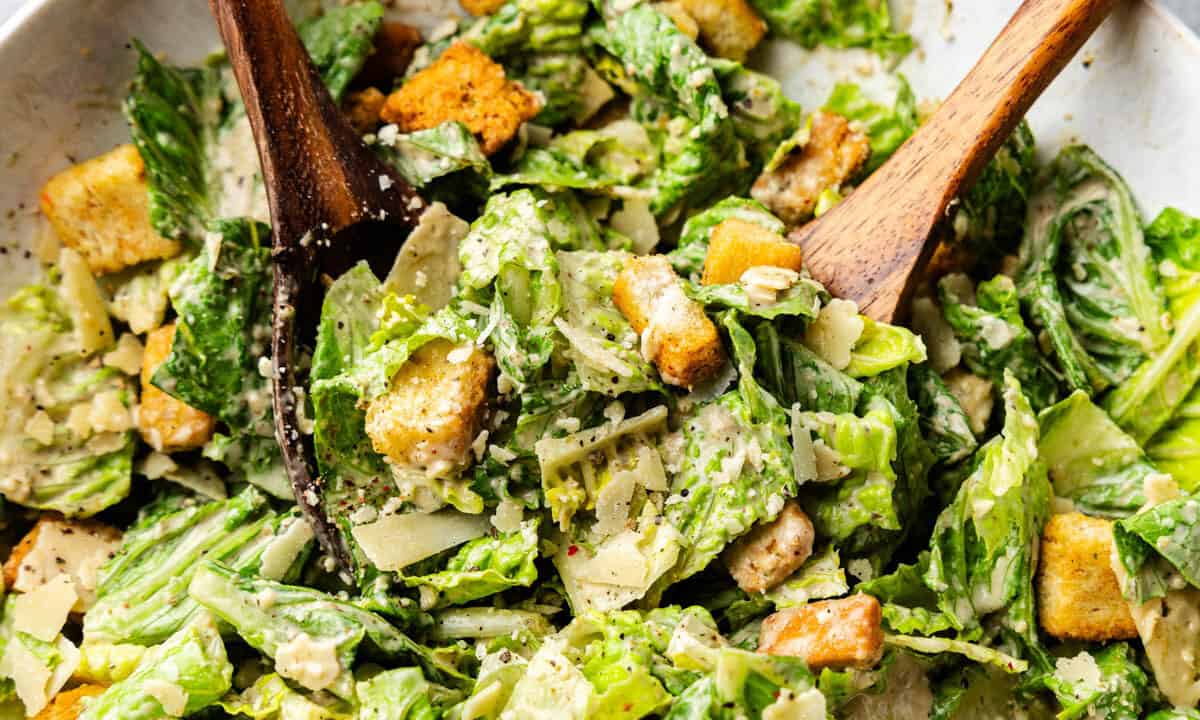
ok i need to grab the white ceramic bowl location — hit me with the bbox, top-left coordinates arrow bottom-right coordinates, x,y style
0,0 -> 1196,297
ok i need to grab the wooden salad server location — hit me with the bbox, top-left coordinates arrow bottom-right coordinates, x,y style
210,0 -> 428,569
792,0 -> 1117,322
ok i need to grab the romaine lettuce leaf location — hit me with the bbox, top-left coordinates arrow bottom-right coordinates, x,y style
908,364 -> 977,467
84,487 -> 313,646
359,667 -> 462,720
755,322 -> 862,414
296,1 -> 384,101
1043,644 -> 1148,720
1147,384 -> 1200,492
377,121 -> 491,189
747,0 -> 913,57
78,615 -> 232,720
403,519 -> 540,607
1038,390 -> 1157,516
823,77 -> 917,172
1114,491 -> 1200,594
189,561 -> 470,699
939,273 -> 1060,411
153,218 -> 284,495
218,672 -> 355,719
711,60 -> 803,168
1017,145 -> 1167,394
951,121 -> 1037,265
763,544 -> 849,608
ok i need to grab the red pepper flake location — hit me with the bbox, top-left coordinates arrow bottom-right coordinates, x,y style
567,545 -> 579,556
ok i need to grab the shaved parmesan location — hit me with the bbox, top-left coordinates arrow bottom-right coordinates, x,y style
352,510 -> 489,571
803,299 -> 863,370
59,247 -> 114,356
144,679 -> 189,716
258,516 -> 315,580
14,574 -> 77,641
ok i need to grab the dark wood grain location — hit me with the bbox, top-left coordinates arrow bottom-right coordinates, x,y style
790,0 -> 1116,322
210,0 -> 428,569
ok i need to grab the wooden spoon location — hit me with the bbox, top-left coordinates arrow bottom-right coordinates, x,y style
791,0 -> 1117,322
210,0 -> 427,569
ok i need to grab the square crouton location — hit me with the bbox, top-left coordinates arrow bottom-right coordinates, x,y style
3,517 -> 122,611
1037,512 -> 1138,641
40,145 -> 181,275
138,324 -> 216,453
752,111 -> 871,227
724,501 -> 815,594
612,255 -> 725,389
31,684 -> 107,720
365,340 -> 495,474
701,218 -> 804,286
675,0 -> 766,61
760,594 -> 884,670
380,42 -> 541,156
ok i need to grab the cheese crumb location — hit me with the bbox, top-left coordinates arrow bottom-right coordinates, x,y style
102,333 -> 145,376
275,633 -> 342,692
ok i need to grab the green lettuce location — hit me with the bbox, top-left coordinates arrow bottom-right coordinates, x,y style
939,273 -> 1060,410
189,561 -> 469,700
909,364 -> 977,467
951,121 -> 1037,265
1038,391 -> 1157,516
153,218 -> 284,495
755,322 -> 862,414
79,616 -> 232,720
763,544 -> 849,608
217,672 -> 354,719
296,1 -> 384,101
823,77 -> 917,172
1114,491 -> 1200,596
711,60 -> 803,168
924,373 -> 1050,637
0,282 -> 134,517
1043,644 -> 1148,720
359,667 -> 462,720
378,121 -> 491,189
84,487 -> 313,646
747,0 -> 913,57
1105,206 -> 1200,443
1147,384 -> 1200,492
509,54 -> 610,127
1017,145 -> 1167,395
403,519 -> 540,607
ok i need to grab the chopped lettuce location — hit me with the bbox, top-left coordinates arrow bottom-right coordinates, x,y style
1017,145 -> 1167,395
1038,391 -> 1157,516
0,273 -> 135,517
78,615 -> 232,720
763,544 -> 849,608
84,487 -> 313,646
189,561 -> 469,699
1114,491 -> 1200,595
403,519 -> 540,607
296,1 -> 384,101
908,364 -> 977,467
747,0 -> 913,57
711,60 -> 803,168
153,219 -> 284,495
939,273 -> 1060,410
378,121 -> 491,189
1147,383 -> 1200,492
1043,644 -> 1148,720
952,121 -> 1038,265
755,322 -> 863,414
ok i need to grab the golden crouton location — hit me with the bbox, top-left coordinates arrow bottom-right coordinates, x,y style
460,0 -> 508,16
40,145 -> 181,275
676,0 -> 766,61
752,111 -> 871,227
612,255 -> 725,389
345,88 -> 387,135
701,218 -> 805,286
365,340 -> 495,474
760,594 -> 884,670
1037,512 -> 1138,641
381,42 -> 541,156
4,516 -> 122,610
33,685 -> 107,720
724,501 -> 815,594
137,324 -> 216,453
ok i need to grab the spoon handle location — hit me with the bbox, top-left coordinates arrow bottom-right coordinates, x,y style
794,0 -> 1116,321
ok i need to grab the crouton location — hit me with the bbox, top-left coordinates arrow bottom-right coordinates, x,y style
356,22 -> 423,89
760,594 -> 884,670
365,340 -> 495,474
652,2 -> 700,40
460,0 -> 508,16
724,501 -> 815,593
752,111 -> 871,227
612,255 -> 725,389
40,145 -> 181,275
676,0 -> 766,61
345,88 -> 387,135
381,42 -> 541,156
3,516 -> 122,611
1037,512 -> 1138,641
32,685 -> 106,720
701,218 -> 804,286
137,324 -> 216,453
